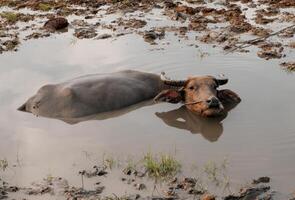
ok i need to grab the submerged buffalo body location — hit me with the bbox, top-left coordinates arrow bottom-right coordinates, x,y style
18,70 -> 164,118
18,70 -> 241,119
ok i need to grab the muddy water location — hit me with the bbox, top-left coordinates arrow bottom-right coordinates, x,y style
0,31 -> 295,196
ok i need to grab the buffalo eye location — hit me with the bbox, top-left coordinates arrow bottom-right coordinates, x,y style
188,86 -> 194,90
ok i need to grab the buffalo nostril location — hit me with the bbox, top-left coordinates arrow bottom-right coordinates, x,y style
207,97 -> 220,107
212,97 -> 219,104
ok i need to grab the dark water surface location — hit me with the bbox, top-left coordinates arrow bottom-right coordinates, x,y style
0,31 -> 295,195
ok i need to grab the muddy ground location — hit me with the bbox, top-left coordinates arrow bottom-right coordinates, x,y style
0,0 -> 294,68
1,158 -> 295,200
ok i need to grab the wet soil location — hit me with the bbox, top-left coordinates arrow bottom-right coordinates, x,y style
1,164 -> 292,200
0,0 -> 294,60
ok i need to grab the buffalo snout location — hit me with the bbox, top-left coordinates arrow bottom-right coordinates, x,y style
206,96 -> 221,108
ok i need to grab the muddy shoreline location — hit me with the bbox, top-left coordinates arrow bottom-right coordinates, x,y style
0,0 -> 294,68
1,153 -> 295,200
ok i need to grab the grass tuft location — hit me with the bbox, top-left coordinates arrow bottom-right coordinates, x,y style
0,12 -> 19,23
143,152 -> 181,180
38,3 -> 52,11
104,156 -> 116,170
0,159 -> 8,171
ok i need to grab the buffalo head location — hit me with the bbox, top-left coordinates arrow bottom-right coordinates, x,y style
154,72 -> 241,117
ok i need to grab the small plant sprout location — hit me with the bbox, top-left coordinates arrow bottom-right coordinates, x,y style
104,155 -> 116,170
0,159 -> 8,171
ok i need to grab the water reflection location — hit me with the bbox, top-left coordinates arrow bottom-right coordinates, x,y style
58,100 -> 155,124
155,106 -> 224,142
155,100 -> 240,142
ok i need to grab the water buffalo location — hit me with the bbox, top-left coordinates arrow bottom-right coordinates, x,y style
18,70 -> 240,119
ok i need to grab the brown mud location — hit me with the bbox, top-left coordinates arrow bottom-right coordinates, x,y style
0,0 -> 294,61
1,166 -> 293,200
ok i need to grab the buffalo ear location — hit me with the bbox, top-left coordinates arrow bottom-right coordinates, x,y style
154,89 -> 183,104
217,89 -> 241,103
